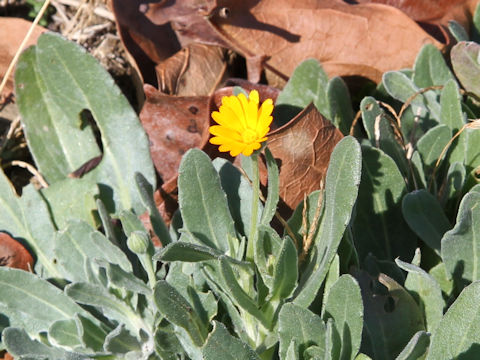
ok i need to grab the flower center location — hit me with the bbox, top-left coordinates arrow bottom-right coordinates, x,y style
242,128 -> 258,144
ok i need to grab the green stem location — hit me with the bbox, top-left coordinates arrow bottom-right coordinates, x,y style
142,253 -> 157,290
246,153 -> 260,262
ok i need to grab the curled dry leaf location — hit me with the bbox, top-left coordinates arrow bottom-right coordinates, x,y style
140,84 -> 211,183
265,103 -> 344,210
0,18 -> 45,97
143,0 -> 227,48
0,232 -> 34,271
110,0 -> 182,85
156,43 -> 230,96
203,0 -> 443,84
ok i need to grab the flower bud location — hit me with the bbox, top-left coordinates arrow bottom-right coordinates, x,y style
127,231 -> 150,255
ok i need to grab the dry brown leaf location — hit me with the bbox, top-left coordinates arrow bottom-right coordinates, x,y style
156,44 -> 229,96
143,0 -> 227,47
266,103 -> 344,210
0,232 -> 34,271
203,0 -> 443,84
353,0 -> 478,23
110,0 -> 182,85
0,18 -> 45,97
140,84 -> 211,183
0,351 -> 14,360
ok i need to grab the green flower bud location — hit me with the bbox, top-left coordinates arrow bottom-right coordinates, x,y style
127,231 -> 150,255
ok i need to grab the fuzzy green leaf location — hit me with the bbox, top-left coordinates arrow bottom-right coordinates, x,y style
202,321 -> 260,360
0,268 -> 93,335
354,271 -> 425,359
449,20 -> 469,42
15,32 -> 155,216
396,256 -> 444,333
426,281 -> 480,360
395,331 -> 430,360
382,71 -> 440,121
178,149 -> 236,253
3,327 -> 88,360
416,124 -> 451,167
402,190 -> 451,254
278,303 -> 326,360
218,256 -> 268,327
135,172 -> 172,246
0,177 -> 59,276
261,147 -> 280,225
353,146 -> 416,261
360,97 -> 408,176
327,76 -> 354,134
104,324 -> 141,353
255,225 -> 282,288
271,236 -> 298,300
54,219 -> 132,282
213,157 -> 262,238
48,319 -> 82,349
293,136 -> 361,307
156,241 -> 223,262
323,275 -> 363,360
413,44 -> 454,88
65,282 -> 144,335
441,191 -> 480,285
451,41 -> 480,98
274,59 -> 330,125
154,280 -> 208,347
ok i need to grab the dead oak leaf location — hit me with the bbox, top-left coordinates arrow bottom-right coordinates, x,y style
1,18 -> 45,97
266,103 -> 344,210
0,232 -> 34,271
140,84 -> 210,183
205,0 -> 443,84
353,0 -> 478,24
156,43 -> 230,96
110,0 -> 182,85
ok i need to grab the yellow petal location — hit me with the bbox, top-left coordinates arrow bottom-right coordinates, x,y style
242,142 -> 261,156
249,90 -> 259,104
237,93 -> 250,127
209,125 -> 243,141
212,106 -> 243,132
219,144 -> 235,154
210,136 -> 227,145
230,144 -> 245,157
245,96 -> 259,130
256,99 -> 274,133
223,95 -> 247,129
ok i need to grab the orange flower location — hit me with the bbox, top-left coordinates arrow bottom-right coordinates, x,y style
210,90 -> 273,157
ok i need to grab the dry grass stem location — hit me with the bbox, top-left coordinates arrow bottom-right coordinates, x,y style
299,182 -> 324,263
0,0 -> 52,99
349,109 -> 362,136
429,120 -> 480,190
398,85 -> 443,120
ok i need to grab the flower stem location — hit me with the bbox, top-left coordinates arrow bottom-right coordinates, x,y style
246,153 -> 260,262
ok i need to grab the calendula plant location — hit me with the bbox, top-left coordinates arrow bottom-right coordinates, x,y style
2,8 -> 480,359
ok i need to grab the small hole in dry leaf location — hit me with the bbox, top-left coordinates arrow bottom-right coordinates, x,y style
188,105 -> 198,115
219,7 -> 230,19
